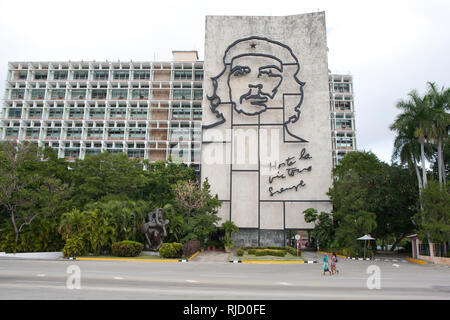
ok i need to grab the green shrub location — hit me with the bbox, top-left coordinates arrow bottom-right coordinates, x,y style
248,249 -> 257,255
286,247 -> 298,256
236,248 -> 244,256
254,249 -> 286,257
111,240 -> 144,257
159,242 -> 183,258
63,235 -> 87,258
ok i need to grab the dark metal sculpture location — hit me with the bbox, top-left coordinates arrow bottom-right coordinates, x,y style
203,35 -> 307,143
140,208 -> 169,251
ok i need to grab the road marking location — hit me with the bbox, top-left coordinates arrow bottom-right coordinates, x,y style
114,277 -> 124,280
37,274 -> 46,277
277,282 -> 291,286
186,280 -> 198,283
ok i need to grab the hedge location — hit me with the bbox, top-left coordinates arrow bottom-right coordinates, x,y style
111,240 -> 144,257
159,242 -> 183,258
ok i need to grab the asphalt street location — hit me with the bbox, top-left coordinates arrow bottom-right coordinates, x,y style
0,251 -> 449,300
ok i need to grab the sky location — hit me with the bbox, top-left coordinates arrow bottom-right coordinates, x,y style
0,0 -> 448,164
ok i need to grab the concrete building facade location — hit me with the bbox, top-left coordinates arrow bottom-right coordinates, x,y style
0,52 -> 203,172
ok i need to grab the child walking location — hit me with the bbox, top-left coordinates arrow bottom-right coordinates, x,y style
322,254 -> 332,276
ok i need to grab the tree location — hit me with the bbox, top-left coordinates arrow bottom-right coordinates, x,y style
0,142 -> 70,245
414,180 -> 450,244
426,82 -> 450,187
368,164 -> 418,251
391,90 -> 434,189
141,161 -> 196,207
328,152 -> 382,251
303,208 -> 334,250
171,179 -> 221,243
221,220 -> 238,250
69,152 -> 146,207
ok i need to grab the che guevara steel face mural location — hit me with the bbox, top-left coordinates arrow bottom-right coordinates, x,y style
204,36 -> 308,143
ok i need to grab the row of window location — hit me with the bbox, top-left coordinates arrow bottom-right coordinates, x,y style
3,127 -> 201,139
13,70 -> 204,81
8,88 -> 203,100
6,108 -> 202,120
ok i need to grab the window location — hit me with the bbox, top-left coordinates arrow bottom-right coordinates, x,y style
132,89 -> 149,99
34,72 -> 48,80
18,71 -> 28,80
89,108 -> 105,118
193,89 -> 203,100
54,71 -> 67,80
26,128 -> 40,137
134,71 -> 150,80
127,149 -> 144,158
334,83 -> 350,93
174,70 -> 192,80
67,128 -> 82,137
193,109 -> 202,119
113,71 -> 130,80
129,128 -> 146,138
94,71 -> 109,80
336,119 -> 352,129
49,108 -> 63,118
72,89 -> 86,99
46,128 -> 61,137
111,89 -> 128,99
173,89 -> 191,100
108,128 -> 124,138
6,128 -> 19,137
31,89 -> 45,99
130,109 -> 147,119
172,108 -> 191,120
110,108 -> 126,118
87,128 -> 103,138
194,71 -> 203,81
8,108 -> 22,118
92,89 -> 107,99
29,108 -> 43,118
51,89 -> 66,99
73,71 -> 88,80
69,108 -> 84,118
11,89 -> 25,99
65,148 -> 80,158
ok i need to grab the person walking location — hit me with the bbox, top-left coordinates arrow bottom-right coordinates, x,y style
331,252 -> 339,275
322,253 -> 332,276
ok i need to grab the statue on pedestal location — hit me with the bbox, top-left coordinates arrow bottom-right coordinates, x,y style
140,208 -> 169,251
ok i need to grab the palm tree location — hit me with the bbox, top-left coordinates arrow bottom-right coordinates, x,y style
426,82 -> 450,187
391,89 -> 433,188
392,124 -> 423,195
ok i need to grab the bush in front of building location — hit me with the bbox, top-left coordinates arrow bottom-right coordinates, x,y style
254,249 -> 286,257
286,247 -> 298,256
62,235 -> 87,258
236,248 -> 244,256
159,242 -> 183,258
111,240 -> 144,257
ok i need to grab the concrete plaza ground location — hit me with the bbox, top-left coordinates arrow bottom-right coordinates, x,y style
0,251 -> 449,300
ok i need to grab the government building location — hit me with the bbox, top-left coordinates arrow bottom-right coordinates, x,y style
0,12 -> 356,247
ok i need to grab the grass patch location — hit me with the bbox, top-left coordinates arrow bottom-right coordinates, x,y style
237,249 -> 305,261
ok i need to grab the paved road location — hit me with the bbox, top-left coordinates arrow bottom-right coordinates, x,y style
0,253 -> 449,300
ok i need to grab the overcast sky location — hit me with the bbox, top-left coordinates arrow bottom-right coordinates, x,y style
1,0 -> 448,164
